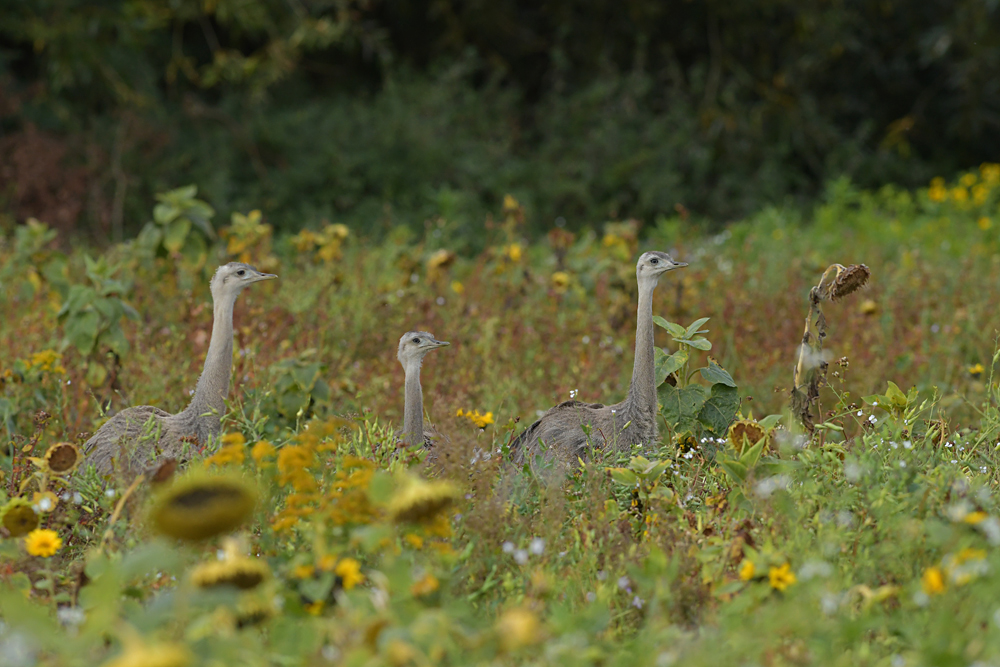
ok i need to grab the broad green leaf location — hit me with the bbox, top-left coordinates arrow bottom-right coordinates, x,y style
659,384 -> 709,427
684,317 -> 710,338
66,310 -> 101,355
738,431 -> 770,468
163,217 -> 191,253
644,460 -> 670,480
697,384 -> 740,435
758,414 -> 783,430
653,316 -> 686,338
718,458 -> 748,483
628,456 -> 652,473
58,284 -> 96,318
607,467 -> 640,486
85,362 -> 108,387
98,327 -> 130,357
654,347 -> 688,387
885,381 -> 908,409
699,359 -> 736,387
153,202 -> 180,225
683,336 -> 713,351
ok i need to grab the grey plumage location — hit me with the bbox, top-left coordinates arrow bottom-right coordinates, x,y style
511,251 -> 687,465
83,262 -> 277,477
397,331 -> 449,449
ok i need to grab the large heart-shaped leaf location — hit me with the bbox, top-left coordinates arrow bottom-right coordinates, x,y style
699,359 -> 736,387
654,347 -> 688,387
659,384 -> 709,428
697,384 -> 740,435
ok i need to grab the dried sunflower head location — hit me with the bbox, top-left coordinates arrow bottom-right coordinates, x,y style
728,419 -> 768,453
816,263 -> 871,301
2,498 -> 39,537
235,593 -> 276,629
830,264 -> 870,300
101,640 -> 192,667
44,442 -> 81,475
191,557 -> 269,590
149,472 -> 257,541
387,475 -> 461,524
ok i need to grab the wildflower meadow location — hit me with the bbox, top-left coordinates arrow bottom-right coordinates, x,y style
3,167 -> 1000,666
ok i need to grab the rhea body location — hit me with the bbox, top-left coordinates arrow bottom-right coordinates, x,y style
83,263 -> 276,476
397,331 -> 450,448
511,251 -> 687,464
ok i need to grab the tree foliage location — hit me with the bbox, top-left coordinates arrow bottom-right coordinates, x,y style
0,0 -> 998,237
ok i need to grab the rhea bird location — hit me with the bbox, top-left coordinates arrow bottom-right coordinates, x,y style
510,251 -> 687,465
397,331 -> 450,448
83,262 -> 277,477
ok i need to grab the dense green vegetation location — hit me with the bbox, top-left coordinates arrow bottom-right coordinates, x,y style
1,167 -> 1000,665
2,1 -> 998,240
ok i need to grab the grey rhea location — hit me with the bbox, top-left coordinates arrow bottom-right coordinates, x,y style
510,251 -> 687,465
397,331 -> 450,449
83,262 -> 277,477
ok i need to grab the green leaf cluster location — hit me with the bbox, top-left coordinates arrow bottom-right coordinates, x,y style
653,317 -> 740,447
56,256 -> 138,385
265,352 -> 332,424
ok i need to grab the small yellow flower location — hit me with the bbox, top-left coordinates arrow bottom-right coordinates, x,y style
457,408 -> 495,429
964,511 -> 988,525
979,217 -> 993,231
427,248 -> 455,272
25,528 -> 62,558
335,558 -> 364,590
496,608 -> 541,651
982,163 -> 1000,185
928,178 -> 948,202
551,271 -> 570,294
505,243 -> 522,263
502,194 -> 520,215
922,566 -> 946,595
451,280 -> 464,294
953,547 -> 987,564
411,572 -> 439,597
317,554 -> 338,571
859,299 -> 878,315
951,187 -> 969,204
404,533 -> 424,550
969,363 -> 985,378
31,491 -> 59,513
292,564 -> 315,579
220,432 -> 246,448
768,563 -> 796,591
305,601 -> 325,615
738,560 -> 755,581
960,172 -> 978,187
250,440 -> 275,464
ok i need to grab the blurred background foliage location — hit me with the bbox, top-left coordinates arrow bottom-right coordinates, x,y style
0,0 -> 998,243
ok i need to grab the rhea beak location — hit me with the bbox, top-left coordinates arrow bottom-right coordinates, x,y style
673,261 -> 688,269
430,339 -> 450,348
254,272 -> 278,282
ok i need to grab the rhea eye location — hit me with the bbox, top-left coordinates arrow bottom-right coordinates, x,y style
237,269 -> 246,276
650,258 -> 659,265
412,337 -> 421,344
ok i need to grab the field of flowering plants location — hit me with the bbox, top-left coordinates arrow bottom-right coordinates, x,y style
2,167 -> 1000,666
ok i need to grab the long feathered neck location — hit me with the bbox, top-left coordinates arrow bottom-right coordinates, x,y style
181,289 -> 237,426
626,278 -> 657,416
402,359 -> 424,448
